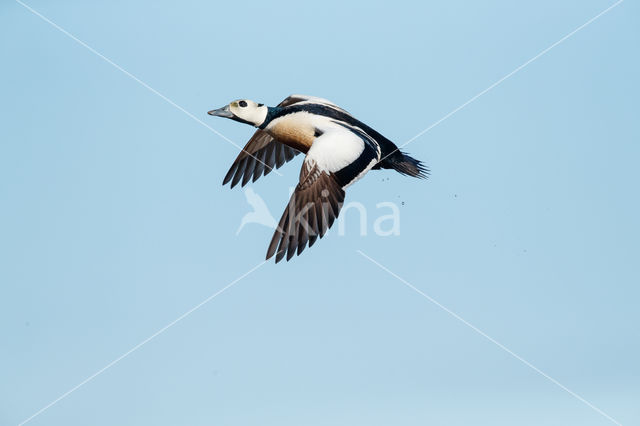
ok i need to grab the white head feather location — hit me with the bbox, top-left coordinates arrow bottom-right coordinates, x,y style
229,99 -> 268,126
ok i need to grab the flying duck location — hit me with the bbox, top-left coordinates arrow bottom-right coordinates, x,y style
208,95 -> 428,263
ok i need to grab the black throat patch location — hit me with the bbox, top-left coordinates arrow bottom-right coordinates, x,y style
230,115 -> 257,127
258,107 -> 283,129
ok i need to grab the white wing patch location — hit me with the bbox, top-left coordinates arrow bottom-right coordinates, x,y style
306,124 -> 365,174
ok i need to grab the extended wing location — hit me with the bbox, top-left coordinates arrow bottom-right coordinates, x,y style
266,123 -> 380,262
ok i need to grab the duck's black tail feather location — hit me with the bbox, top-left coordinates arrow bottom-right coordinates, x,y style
376,150 -> 429,179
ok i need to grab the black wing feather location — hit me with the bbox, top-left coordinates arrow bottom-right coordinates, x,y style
266,164 -> 345,263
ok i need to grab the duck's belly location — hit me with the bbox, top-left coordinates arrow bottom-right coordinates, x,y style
266,112 -> 318,153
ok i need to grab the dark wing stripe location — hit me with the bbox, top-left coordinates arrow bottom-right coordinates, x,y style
266,169 -> 345,263
275,144 -> 286,168
273,208 -> 291,263
223,129 -> 300,188
306,202 -> 319,248
277,95 -> 311,108
296,219 -> 309,256
251,149 -> 266,182
222,162 -> 239,186
230,161 -> 245,188
241,156 -> 256,186
294,198 -> 316,257
284,146 -> 296,162
263,143 -> 276,176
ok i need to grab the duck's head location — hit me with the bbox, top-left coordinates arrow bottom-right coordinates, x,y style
208,99 -> 268,127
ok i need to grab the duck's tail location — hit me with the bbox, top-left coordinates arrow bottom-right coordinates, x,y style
376,149 -> 429,179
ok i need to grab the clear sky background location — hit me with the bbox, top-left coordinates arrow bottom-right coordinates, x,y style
1,1 -> 638,425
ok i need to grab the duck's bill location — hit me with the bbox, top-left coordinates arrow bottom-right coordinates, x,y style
207,105 -> 233,117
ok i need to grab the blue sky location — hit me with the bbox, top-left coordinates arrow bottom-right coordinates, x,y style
1,1 -> 639,425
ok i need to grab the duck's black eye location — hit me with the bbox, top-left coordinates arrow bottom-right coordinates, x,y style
257,103 -> 264,107
239,100 -> 248,107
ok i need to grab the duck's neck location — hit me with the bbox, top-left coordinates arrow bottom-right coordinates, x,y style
258,107 -> 283,129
